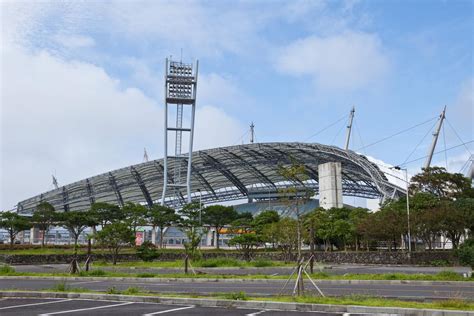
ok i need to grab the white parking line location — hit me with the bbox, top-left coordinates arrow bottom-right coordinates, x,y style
246,310 -> 267,316
0,299 -> 71,310
38,301 -> 134,315
143,305 -> 195,315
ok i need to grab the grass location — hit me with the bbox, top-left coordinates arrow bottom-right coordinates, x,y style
93,258 -> 290,268
0,268 -> 472,282
256,295 -> 474,311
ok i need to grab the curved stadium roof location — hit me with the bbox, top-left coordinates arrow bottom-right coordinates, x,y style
17,142 -> 406,214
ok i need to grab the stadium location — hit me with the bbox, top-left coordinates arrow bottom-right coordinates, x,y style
16,142 -> 406,215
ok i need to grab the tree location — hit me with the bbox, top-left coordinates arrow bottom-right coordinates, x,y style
0,212 -> 31,247
202,205 -> 238,249
178,202 -> 204,261
228,233 -> 262,261
252,210 -> 280,234
275,217 -> 299,261
230,212 -> 254,234
410,167 -> 471,200
95,222 -> 134,265
89,202 -> 122,229
32,202 -> 56,247
57,211 -> 95,255
261,222 -> 280,249
147,204 -> 179,248
348,207 -> 370,251
278,161 -> 314,260
121,202 -> 147,239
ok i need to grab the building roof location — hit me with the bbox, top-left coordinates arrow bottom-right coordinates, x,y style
17,142 -> 405,214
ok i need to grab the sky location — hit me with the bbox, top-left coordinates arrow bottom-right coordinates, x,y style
1,0 -> 473,210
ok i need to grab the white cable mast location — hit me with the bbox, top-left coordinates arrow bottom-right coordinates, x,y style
52,175 -> 59,189
344,106 -> 355,150
250,122 -> 255,144
143,148 -> 149,162
424,106 -> 446,169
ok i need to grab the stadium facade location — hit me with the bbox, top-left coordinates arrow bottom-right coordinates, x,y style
16,142 -> 405,214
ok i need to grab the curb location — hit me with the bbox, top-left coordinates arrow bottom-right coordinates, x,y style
0,291 -> 472,316
0,275 -> 472,286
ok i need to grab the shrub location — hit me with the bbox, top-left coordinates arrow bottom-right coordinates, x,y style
436,270 -> 463,281
457,238 -> 474,268
0,265 -> 15,274
122,287 -> 141,295
136,241 -> 160,262
252,259 -> 273,267
79,269 -> 107,277
106,286 -> 120,294
430,259 -> 449,267
137,272 -> 156,278
52,281 -> 69,292
198,258 -> 242,267
224,291 -> 248,300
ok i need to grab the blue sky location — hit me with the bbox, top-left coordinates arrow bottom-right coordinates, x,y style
1,0 -> 473,210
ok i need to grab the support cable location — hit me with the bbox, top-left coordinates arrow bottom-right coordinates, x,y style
304,114 -> 347,142
331,122 -> 346,145
446,118 -> 472,155
356,116 -> 438,151
443,123 -> 448,170
233,129 -> 250,146
399,140 -> 474,167
354,119 -> 366,155
400,119 -> 438,167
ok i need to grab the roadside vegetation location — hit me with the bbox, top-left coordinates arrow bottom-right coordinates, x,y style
0,264 -> 471,281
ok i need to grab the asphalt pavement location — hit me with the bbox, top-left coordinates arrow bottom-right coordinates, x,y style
11,263 -> 472,276
1,278 -> 473,300
0,297 -> 344,315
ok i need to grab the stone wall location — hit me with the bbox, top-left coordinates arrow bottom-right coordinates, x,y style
0,251 -> 459,266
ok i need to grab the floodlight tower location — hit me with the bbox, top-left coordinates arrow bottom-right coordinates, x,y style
161,58 -> 199,205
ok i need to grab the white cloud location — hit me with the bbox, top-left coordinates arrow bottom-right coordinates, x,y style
275,31 -> 389,90
0,42 -> 244,210
53,34 -> 95,48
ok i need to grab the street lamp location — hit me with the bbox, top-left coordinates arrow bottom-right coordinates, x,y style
392,166 -> 411,253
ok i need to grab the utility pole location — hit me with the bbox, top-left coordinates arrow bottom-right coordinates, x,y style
250,122 -> 255,144
344,106 -> 355,150
424,106 -> 446,169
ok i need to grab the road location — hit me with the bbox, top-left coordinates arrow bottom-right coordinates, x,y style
0,297 -> 342,315
1,278 -> 473,300
11,264 -> 472,276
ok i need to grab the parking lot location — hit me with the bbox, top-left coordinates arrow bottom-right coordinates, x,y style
0,298 -> 343,316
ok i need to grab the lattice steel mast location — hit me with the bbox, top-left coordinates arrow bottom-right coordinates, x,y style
162,58 -> 199,205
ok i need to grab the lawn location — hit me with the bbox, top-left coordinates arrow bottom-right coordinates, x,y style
1,264 -> 472,281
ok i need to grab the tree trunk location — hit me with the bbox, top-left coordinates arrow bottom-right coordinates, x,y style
113,249 -> 118,265
159,226 -> 164,249
9,231 -> 14,248
41,229 -> 46,247
215,227 -> 220,249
